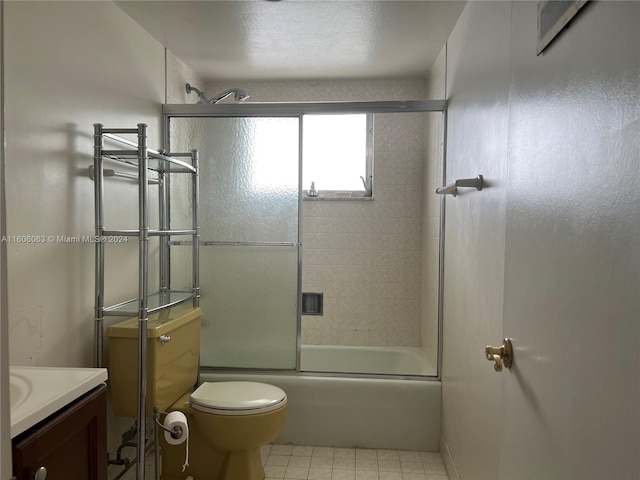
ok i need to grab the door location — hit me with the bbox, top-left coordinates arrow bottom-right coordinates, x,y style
443,2 -> 639,479
499,2 -> 640,479
168,116 -> 300,370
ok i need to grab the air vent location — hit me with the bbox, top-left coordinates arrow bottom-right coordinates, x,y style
537,0 -> 589,55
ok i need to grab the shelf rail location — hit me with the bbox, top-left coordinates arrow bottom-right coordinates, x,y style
435,175 -> 484,197
88,165 -> 160,185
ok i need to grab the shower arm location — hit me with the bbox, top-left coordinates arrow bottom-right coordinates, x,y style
185,83 -> 211,104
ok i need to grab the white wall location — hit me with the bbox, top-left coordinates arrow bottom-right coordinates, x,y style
2,2 -> 203,474
167,50 -> 204,105
5,1 -> 164,367
3,1 -> 202,368
441,1 -> 640,479
440,2 -> 510,478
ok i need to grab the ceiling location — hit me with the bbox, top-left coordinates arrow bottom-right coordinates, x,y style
116,1 -> 466,81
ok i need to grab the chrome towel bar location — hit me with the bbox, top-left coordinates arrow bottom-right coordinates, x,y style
435,175 -> 483,197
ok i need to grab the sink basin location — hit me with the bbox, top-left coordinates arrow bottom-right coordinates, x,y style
9,371 -> 31,411
9,366 -> 108,438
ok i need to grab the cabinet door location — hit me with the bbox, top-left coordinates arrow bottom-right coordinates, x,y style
12,384 -> 107,480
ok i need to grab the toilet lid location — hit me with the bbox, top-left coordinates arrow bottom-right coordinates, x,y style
190,381 -> 287,416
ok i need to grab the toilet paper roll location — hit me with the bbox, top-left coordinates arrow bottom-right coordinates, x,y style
163,411 -> 189,446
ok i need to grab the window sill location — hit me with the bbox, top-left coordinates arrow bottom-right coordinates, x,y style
303,196 -> 374,201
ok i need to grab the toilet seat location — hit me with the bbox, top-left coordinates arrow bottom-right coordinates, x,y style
190,381 -> 287,416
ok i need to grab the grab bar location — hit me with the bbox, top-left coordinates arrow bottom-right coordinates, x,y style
435,175 -> 483,197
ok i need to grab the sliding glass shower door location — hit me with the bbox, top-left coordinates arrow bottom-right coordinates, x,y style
169,116 -> 300,369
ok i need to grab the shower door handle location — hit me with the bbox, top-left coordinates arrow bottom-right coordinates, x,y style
485,338 -> 513,372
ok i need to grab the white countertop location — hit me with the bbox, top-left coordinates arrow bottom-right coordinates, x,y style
10,366 -> 108,438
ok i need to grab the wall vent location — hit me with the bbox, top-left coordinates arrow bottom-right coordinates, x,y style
537,0 -> 589,55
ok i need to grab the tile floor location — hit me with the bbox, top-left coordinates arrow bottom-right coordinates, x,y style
114,444 -> 450,480
261,444 -> 450,480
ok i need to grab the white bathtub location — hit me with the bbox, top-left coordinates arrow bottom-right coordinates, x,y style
200,345 -> 441,451
300,344 -> 435,376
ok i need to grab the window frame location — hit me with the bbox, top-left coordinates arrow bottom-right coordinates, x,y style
301,113 -> 374,200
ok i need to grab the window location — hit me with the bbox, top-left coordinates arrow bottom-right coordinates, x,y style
302,113 -> 373,199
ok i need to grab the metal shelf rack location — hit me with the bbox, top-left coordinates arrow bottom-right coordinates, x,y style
92,123 -> 199,480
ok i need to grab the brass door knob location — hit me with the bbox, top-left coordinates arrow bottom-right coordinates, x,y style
485,338 -> 513,372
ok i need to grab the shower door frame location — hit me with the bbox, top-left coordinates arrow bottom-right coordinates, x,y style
163,100 -> 448,380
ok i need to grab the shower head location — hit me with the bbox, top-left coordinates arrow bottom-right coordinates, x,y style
185,84 -> 250,104
211,88 -> 250,104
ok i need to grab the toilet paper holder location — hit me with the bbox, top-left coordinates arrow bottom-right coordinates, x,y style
154,407 -> 190,472
153,407 -> 183,439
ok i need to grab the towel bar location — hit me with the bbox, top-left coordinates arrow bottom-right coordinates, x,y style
435,175 -> 483,197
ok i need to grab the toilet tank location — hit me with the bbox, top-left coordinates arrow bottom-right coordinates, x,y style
107,305 -> 201,417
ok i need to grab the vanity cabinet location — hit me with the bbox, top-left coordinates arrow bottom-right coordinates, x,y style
12,384 -> 107,480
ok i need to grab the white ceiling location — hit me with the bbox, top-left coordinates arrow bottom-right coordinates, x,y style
116,1 -> 466,81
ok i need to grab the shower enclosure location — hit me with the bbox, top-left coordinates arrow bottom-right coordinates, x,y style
163,101 -> 446,379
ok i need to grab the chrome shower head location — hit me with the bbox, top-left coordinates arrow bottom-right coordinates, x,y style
185,84 -> 250,105
211,88 -> 250,104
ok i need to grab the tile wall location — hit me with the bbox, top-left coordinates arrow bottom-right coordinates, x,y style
302,109 -> 426,347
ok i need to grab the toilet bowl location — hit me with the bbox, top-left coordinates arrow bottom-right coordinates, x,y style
161,381 -> 287,480
106,306 -> 288,480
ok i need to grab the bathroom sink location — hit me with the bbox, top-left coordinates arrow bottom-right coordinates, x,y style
9,366 -> 108,438
9,371 -> 31,411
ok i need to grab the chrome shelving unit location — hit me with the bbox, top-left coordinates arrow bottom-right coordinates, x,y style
93,123 -> 199,480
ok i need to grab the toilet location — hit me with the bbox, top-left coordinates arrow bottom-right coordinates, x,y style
107,305 -> 287,480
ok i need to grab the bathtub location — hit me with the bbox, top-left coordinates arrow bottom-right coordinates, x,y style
200,345 -> 441,451
300,344 -> 435,376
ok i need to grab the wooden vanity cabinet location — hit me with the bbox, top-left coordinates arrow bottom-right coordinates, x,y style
12,383 -> 107,480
